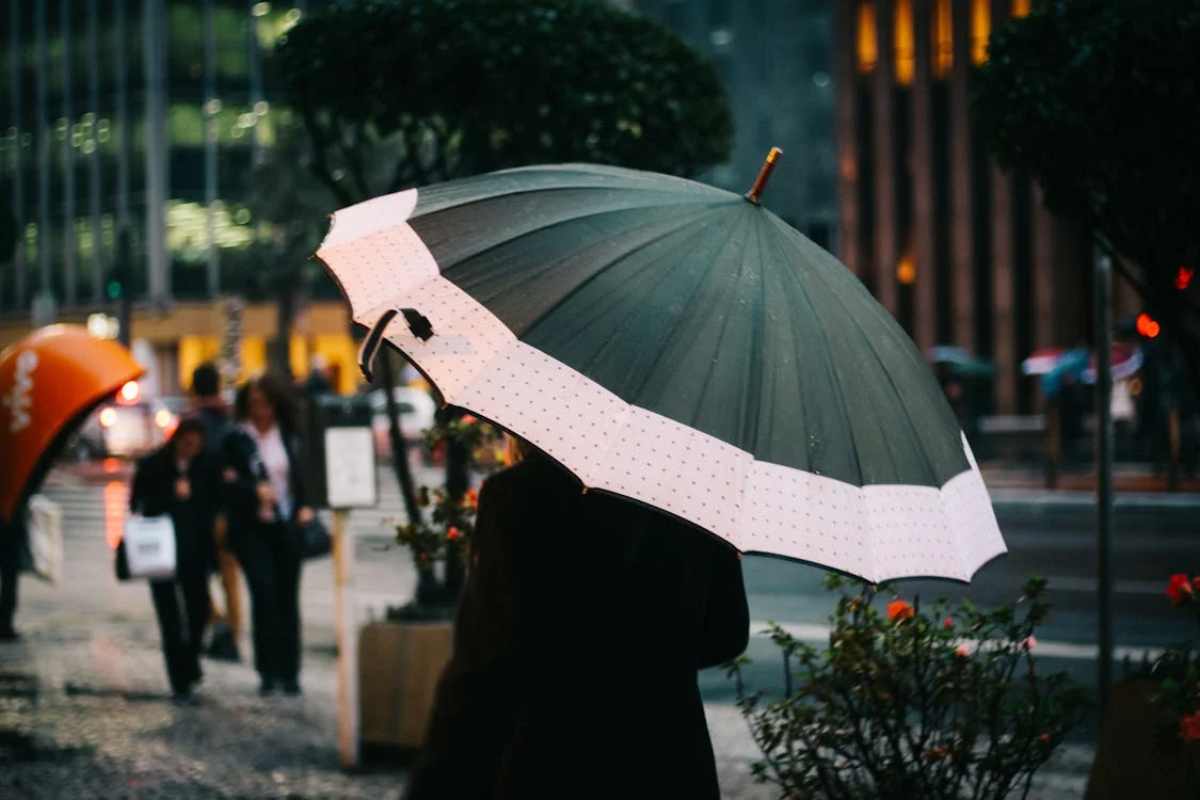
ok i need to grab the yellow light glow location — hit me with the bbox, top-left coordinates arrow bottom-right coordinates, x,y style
119,381 -> 140,403
971,0 -> 991,65
933,0 -> 953,78
1012,0 -> 1031,17
155,409 -> 174,429
894,0 -> 915,86
897,255 -> 917,285
857,2 -> 879,74
99,407 -> 117,428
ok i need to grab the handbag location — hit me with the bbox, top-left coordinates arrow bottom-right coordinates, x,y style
115,514 -> 177,581
294,516 -> 332,560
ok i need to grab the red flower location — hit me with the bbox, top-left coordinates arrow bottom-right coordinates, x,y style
446,526 -> 462,541
1167,573 -> 1194,606
1021,635 -> 1038,652
1038,733 -> 1052,746
954,644 -> 971,659
464,489 -> 479,509
887,600 -> 915,622
943,616 -> 954,630
461,414 -> 478,425
1179,711 -> 1200,742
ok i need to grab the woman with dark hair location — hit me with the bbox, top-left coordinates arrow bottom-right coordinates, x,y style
129,416 -> 213,703
406,440 -> 749,799
222,374 -> 313,696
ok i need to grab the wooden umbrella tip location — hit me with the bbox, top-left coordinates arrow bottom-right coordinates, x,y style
745,147 -> 784,205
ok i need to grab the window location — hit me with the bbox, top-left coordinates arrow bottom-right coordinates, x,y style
856,2 -> 878,74
894,0 -> 914,85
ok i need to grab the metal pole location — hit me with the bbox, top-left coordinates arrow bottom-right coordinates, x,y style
87,0 -> 105,303
35,0 -> 50,298
9,0 -> 27,308
332,508 -> 359,767
143,0 -> 168,304
1095,249 -> 1114,715
62,0 -> 78,306
204,0 -> 220,296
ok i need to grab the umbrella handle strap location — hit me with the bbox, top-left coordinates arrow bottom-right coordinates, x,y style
357,307 -> 436,382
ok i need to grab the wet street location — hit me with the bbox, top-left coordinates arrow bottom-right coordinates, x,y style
4,462 -> 1189,797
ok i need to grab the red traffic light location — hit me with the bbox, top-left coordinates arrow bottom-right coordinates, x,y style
1136,312 -> 1161,339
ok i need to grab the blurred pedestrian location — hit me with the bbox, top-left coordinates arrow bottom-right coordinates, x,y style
406,440 -> 750,800
222,375 -> 313,697
189,362 -> 242,662
129,417 -> 213,703
0,511 -> 27,642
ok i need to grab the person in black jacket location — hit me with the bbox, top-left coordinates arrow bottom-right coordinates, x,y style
221,375 -> 313,697
0,512 -> 27,642
129,417 -> 213,703
405,445 -> 750,800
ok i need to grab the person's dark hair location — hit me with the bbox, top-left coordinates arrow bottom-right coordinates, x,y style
191,362 -> 221,398
234,373 -> 296,432
170,415 -> 207,447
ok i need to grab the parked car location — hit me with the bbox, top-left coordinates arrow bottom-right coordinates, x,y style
71,381 -> 178,460
368,387 -> 438,460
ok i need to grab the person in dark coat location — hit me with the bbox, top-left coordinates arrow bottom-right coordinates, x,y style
129,417 -> 213,703
189,361 -> 242,662
221,375 -> 313,697
0,512 -> 27,642
405,446 -> 750,800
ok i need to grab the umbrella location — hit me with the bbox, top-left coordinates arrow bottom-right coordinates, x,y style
0,325 -> 143,524
1022,345 -> 1142,397
317,160 -> 1004,583
927,345 -> 994,378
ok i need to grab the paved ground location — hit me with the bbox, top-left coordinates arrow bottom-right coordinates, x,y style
3,461 -> 1162,797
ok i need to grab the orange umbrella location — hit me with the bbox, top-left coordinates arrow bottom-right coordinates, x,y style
0,325 -> 143,524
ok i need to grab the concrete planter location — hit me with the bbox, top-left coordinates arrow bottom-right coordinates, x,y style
358,620 -> 453,750
1085,679 -> 1200,798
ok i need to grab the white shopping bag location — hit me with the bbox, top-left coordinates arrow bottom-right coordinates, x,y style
122,514 -> 177,580
26,494 -> 63,584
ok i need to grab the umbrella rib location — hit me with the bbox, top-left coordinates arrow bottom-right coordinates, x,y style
573,206 -> 736,381
518,204 -> 732,339
762,214 -> 864,485
770,216 -> 943,487
620,207 -> 752,404
414,181 -> 727,223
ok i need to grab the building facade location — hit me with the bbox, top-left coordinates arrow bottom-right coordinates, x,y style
833,0 -> 1143,414
0,0 -> 357,393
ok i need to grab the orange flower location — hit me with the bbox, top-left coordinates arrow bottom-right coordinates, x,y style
1179,711 -> 1200,741
464,488 -> 479,509
1167,574 -> 1194,606
887,600 -> 915,622
446,526 -> 462,541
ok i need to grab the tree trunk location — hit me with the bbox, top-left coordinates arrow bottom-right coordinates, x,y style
273,286 -> 297,380
378,350 -> 421,527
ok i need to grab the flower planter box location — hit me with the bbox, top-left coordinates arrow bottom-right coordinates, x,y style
1085,679 -> 1200,798
358,619 -> 453,750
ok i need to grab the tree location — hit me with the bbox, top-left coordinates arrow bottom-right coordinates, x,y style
274,0 -> 733,207
973,0 -> 1200,371
274,0 -> 733,603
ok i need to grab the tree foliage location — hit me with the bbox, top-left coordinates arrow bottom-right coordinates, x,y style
275,0 -> 733,206
973,0 -> 1200,360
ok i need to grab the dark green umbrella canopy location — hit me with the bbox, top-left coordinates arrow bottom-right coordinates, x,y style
407,165 -> 966,489
319,163 -> 1004,582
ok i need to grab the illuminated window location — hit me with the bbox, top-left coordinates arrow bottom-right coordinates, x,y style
971,0 -> 991,65
894,0 -> 914,85
857,2 -> 878,74
933,0 -> 953,77
1012,0 -> 1031,17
